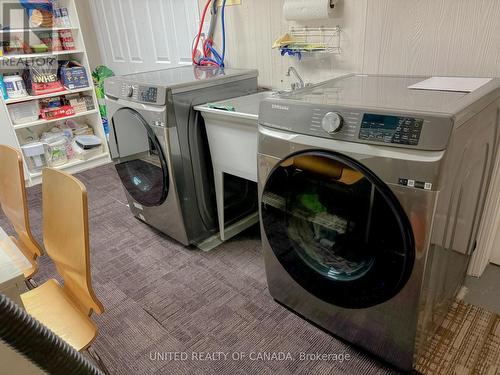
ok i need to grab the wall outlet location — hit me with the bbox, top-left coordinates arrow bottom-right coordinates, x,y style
217,0 -> 241,6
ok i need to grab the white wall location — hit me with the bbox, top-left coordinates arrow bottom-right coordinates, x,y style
205,0 -> 500,86
75,0 -> 103,69
202,0 -> 366,88
362,0 -> 500,76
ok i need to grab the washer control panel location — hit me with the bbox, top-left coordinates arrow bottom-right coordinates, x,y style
120,83 -> 159,104
259,98 -> 453,151
310,109 -> 424,146
359,114 -> 423,146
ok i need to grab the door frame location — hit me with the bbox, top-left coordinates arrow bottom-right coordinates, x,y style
469,148 -> 500,273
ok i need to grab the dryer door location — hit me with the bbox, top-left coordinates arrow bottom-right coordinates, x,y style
261,150 -> 415,309
111,107 -> 169,207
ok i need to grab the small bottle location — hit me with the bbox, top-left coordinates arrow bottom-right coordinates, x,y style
0,74 -> 8,100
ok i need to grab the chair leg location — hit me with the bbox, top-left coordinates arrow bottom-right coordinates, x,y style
87,346 -> 110,375
25,278 -> 37,290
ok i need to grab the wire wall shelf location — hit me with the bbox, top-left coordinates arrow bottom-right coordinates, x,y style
274,26 -> 341,57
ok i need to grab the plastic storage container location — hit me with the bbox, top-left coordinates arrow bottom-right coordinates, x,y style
8,101 -> 40,125
75,135 -> 102,149
43,134 -> 68,167
4,75 -> 28,98
21,142 -> 48,172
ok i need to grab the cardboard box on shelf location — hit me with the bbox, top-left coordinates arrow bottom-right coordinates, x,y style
59,61 -> 89,90
40,105 -> 75,120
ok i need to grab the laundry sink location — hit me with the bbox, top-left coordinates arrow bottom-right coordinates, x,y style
194,91 -> 272,243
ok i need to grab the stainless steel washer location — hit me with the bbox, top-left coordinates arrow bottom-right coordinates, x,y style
105,66 -> 257,247
258,74 -> 500,370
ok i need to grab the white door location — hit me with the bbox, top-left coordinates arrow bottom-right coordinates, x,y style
89,0 -> 199,75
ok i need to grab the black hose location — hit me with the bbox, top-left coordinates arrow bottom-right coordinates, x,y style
0,293 -> 103,375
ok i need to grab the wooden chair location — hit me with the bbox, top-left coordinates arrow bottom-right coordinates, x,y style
0,145 -> 43,279
21,168 -> 104,355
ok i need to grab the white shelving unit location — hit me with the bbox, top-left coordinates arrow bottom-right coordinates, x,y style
0,0 -> 110,186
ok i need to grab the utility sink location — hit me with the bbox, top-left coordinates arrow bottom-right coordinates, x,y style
194,91 -> 272,244
194,90 -> 273,181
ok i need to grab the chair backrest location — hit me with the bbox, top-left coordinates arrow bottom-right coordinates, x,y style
0,145 -> 43,261
42,168 -> 104,316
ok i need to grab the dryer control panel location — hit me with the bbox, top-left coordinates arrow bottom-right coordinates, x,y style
103,78 -> 167,105
121,83 -> 159,104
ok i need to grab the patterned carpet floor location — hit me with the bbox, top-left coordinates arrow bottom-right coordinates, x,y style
415,301 -> 500,374
0,163 -> 499,374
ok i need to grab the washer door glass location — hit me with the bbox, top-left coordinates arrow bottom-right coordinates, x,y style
261,151 -> 415,309
112,108 -> 168,207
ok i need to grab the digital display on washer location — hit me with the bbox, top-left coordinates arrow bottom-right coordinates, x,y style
139,87 -> 158,103
359,114 -> 423,146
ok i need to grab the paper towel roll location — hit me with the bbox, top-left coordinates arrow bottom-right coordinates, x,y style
283,0 -> 337,21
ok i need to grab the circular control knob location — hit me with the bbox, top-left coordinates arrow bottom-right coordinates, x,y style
126,85 -> 134,97
321,112 -> 343,134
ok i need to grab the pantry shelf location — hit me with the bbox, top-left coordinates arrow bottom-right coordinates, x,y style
13,109 -> 99,130
4,87 -> 92,104
0,26 -> 78,34
28,152 -> 109,179
0,49 -> 84,61
0,0 -> 111,187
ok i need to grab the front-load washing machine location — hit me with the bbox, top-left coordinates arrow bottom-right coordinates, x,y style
257,74 -> 500,370
105,66 -> 257,247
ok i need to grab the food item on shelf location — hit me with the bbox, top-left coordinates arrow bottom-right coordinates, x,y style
53,6 -> 71,28
65,94 -> 95,113
4,39 -> 25,55
23,59 -> 65,95
4,74 -> 28,98
84,96 -> 95,110
39,96 -> 63,108
40,105 -> 75,120
8,100 -> 40,125
31,44 -> 49,53
59,29 -> 76,50
59,60 -> 89,89
20,0 -> 54,28
67,96 -> 87,113
30,8 -> 53,28
39,94 -> 75,120
21,142 -> 49,172
38,31 -> 63,52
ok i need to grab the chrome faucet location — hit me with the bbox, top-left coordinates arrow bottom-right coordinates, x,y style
286,66 -> 305,90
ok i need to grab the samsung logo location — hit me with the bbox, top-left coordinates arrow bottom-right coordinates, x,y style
272,104 -> 290,111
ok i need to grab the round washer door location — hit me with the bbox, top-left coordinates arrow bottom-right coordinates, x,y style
112,108 -> 169,207
261,150 -> 415,309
